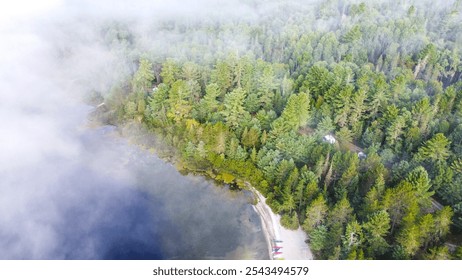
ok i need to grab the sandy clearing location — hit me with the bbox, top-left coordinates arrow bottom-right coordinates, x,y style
251,187 -> 313,260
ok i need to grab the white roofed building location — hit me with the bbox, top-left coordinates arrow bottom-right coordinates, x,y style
322,135 -> 336,144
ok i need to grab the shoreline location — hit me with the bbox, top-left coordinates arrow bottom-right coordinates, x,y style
90,115 -> 312,260
250,187 -> 313,260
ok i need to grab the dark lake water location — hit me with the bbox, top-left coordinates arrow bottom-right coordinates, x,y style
0,107 -> 268,260
77,125 -> 269,260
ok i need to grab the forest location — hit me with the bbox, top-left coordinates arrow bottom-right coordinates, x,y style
97,0 -> 462,259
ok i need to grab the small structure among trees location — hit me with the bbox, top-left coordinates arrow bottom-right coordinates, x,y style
323,134 -> 336,144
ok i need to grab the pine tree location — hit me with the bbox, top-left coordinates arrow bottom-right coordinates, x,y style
424,246 -> 451,260
147,83 -> 169,125
309,225 -> 328,252
303,194 -> 328,233
411,97 -> 433,136
385,115 -> 406,149
181,62 -> 201,82
367,75 -> 389,120
348,89 -> 367,128
333,85 -> 353,127
316,116 -> 335,136
221,88 -> 248,129
416,133 -> 451,163
166,80 -> 192,123
212,60 -> 233,95
396,225 -> 421,258
273,92 -> 311,133
160,59 -> 179,86
328,196 -> 353,228
257,64 -> 277,109
363,211 -> 390,257
405,166 -> 434,209
432,206 -> 453,242
419,214 -> 434,250
343,219 -> 363,254
305,64 -> 332,100
363,174 -> 385,215
241,126 -> 261,148
383,181 -> 418,234
132,58 -> 155,93
200,83 -> 220,120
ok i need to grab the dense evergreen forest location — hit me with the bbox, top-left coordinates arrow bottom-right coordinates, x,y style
97,0 -> 462,259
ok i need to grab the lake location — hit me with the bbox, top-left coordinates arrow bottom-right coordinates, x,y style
0,106 -> 268,260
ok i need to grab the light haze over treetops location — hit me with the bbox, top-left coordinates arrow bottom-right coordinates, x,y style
1,0 -> 462,260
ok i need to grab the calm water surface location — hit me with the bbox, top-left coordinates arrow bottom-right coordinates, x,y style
0,107 -> 268,259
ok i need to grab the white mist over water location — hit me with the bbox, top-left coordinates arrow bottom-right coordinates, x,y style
2,0 -> 453,260
0,0 -> 269,259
